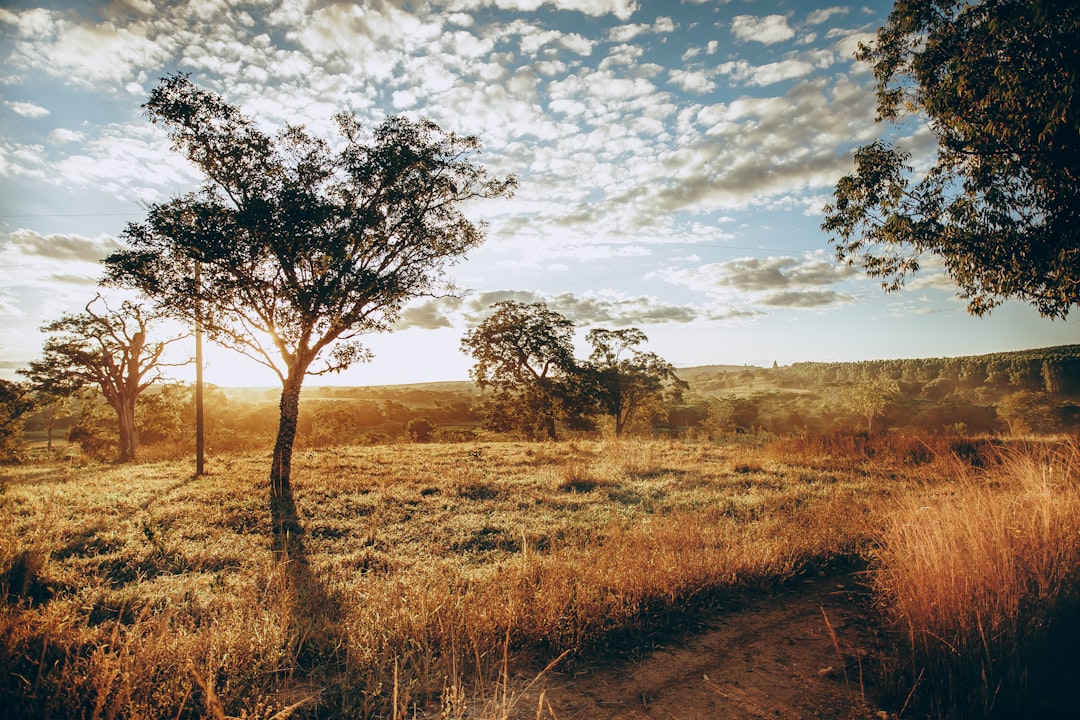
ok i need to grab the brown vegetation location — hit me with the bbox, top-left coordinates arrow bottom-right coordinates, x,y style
1,435 -> 1077,719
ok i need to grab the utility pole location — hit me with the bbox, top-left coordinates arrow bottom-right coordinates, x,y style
195,260 -> 205,476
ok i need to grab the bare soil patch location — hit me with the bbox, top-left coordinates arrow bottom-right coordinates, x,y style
523,569 -> 892,720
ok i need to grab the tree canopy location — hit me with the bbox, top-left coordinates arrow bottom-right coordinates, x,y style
21,296 -> 184,462
460,300 -> 578,439
584,328 -> 686,436
822,0 -> 1079,318
461,301 -> 685,438
105,74 -> 514,504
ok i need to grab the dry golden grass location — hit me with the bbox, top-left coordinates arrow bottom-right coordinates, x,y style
1,435 -> 1077,719
871,440 -> 1080,718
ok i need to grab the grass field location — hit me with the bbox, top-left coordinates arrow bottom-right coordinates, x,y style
1,434 -> 1078,719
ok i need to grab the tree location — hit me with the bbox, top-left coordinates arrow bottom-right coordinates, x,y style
847,377 -> 901,434
33,397 -> 73,454
406,417 -> 435,443
460,301 -> 577,440
583,328 -> 686,436
822,0 -> 1079,318
0,379 -> 34,463
23,352 -> 81,454
998,391 -> 1057,435
105,74 -> 514,511
22,296 -> 185,462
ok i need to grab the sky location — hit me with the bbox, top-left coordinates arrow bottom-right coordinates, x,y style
0,0 -> 1075,388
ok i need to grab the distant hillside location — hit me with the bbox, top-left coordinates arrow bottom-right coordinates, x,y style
677,345 -> 1080,396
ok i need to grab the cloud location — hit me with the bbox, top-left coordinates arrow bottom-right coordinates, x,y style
0,291 -> 22,316
399,289 -> 699,329
650,252 -> 861,310
730,15 -> 794,44
2,9 -> 177,87
448,0 -> 639,20
46,128 -> 85,144
807,7 -> 850,25
395,300 -> 458,330
5,229 -> 122,263
608,15 -> 673,43
714,58 -> 816,87
669,68 -> 715,93
620,75 -> 880,218
708,254 -> 860,292
545,292 -> 697,326
759,289 -> 856,308
46,273 -> 102,287
5,100 -> 49,117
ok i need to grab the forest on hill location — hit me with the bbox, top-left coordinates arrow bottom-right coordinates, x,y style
20,344 -> 1079,461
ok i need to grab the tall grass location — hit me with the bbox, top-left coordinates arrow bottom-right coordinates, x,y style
10,436 -> 1075,718
871,440 -> 1080,718
1,439 -> 889,719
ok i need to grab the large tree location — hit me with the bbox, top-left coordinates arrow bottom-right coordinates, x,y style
105,74 -> 514,510
822,0 -> 1079,318
460,300 -> 578,440
22,297 -> 184,462
583,328 -> 686,436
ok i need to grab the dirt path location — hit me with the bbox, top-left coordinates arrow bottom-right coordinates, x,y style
516,571 -> 892,720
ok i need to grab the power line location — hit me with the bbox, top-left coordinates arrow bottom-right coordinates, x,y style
0,212 -> 143,218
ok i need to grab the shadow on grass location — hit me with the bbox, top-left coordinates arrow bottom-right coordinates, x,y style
271,485 -> 346,691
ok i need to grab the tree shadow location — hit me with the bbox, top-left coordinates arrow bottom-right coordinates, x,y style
270,486 -> 346,682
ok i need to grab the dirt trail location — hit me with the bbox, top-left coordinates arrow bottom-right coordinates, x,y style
519,571 -> 892,720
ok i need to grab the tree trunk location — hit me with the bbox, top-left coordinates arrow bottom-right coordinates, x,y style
116,396 -> 139,462
270,372 -> 304,533
544,413 -> 558,441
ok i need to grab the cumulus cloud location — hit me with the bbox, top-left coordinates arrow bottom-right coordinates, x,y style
5,100 -> 49,117
46,128 -> 85,144
609,15 -> 673,43
650,252 -> 861,310
395,300 -> 458,330
669,68 -> 715,93
759,289 -> 856,308
544,292 -> 697,326
447,0 -> 639,20
5,229 -> 122,263
617,75 -> 880,219
715,58 -> 816,87
730,15 -> 795,44
2,9 -> 177,87
396,289 -> 699,329
807,7 -> 849,25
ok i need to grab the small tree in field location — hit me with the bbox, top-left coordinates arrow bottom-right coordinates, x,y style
583,328 -> 686,436
460,300 -> 578,440
406,417 -> 435,443
105,74 -> 514,515
848,377 -> 901,434
22,297 -> 185,462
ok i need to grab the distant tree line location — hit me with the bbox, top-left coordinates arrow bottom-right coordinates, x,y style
676,345 -> 1080,437
5,343 -> 1076,463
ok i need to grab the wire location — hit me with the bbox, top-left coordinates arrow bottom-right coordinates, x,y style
0,213 -> 142,218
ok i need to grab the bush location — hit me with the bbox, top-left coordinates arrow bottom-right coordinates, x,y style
406,417 -> 434,443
